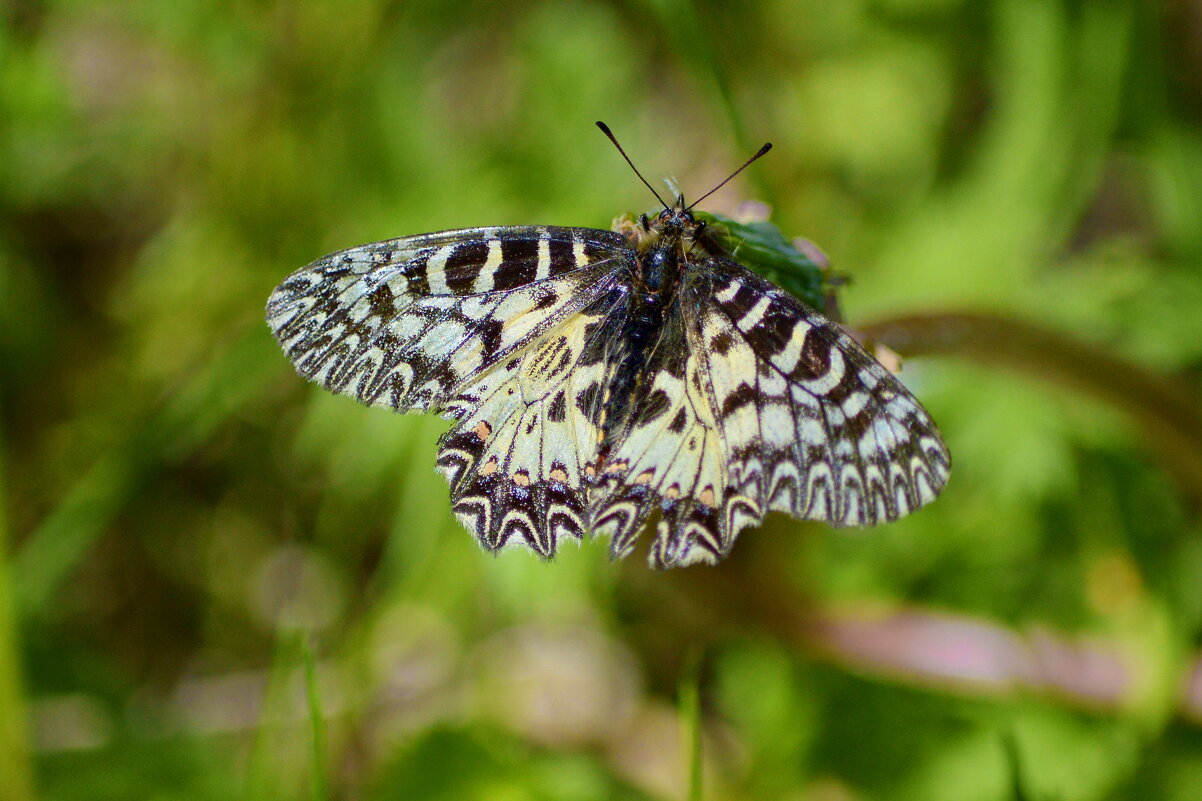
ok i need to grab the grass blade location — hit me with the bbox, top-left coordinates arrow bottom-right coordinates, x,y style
301,637 -> 329,801
679,650 -> 703,801
0,419 -> 35,801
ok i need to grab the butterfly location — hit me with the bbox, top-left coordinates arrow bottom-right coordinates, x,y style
266,122 -> 950,568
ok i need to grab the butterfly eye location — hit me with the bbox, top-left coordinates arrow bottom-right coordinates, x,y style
658,209 -> 672,221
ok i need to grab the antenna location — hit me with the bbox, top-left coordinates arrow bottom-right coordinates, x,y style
595,121 -> 669,210
686,142 -> 772,211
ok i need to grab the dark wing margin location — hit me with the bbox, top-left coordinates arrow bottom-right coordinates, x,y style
266,226 -> 632,414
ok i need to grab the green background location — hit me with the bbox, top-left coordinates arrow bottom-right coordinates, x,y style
3,0 -> 1202,799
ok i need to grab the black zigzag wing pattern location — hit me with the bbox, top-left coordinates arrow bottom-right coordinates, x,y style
582,288 -> 729,568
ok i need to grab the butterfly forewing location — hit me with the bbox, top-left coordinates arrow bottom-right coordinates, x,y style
267,226 -> 631,412
580,258 -> 950,569
697,261 -> 949,533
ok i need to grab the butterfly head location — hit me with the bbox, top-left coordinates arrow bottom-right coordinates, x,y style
652,204 -> 710,252
628,204 -> 704,252
653,204 -> 698,236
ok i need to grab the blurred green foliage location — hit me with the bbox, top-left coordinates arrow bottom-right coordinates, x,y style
2,0 -> 1202,799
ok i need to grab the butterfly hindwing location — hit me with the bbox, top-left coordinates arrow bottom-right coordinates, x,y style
581,257 -> 950,568
585,296 -> 731,567
436,298 -> 622,555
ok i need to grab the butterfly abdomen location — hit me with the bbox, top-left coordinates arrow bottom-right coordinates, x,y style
610,293 -> 666,426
